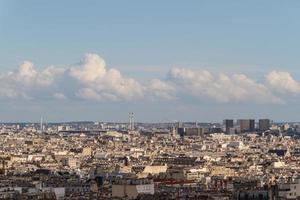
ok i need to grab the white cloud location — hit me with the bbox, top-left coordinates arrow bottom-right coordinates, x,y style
69,53 -> 144,101
10,61 -> 65,87
167,67 -> 282,104
13,61 -> 37,85
266,71 -> 300,94
0,61 -> 65,99
76,88 -> 120,101
69,54 -> 106,83
1,54 -> 300,104
147,79 -> 176,100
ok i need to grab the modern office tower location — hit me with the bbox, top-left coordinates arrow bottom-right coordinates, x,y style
249,119 -> 255,131
177,127 -> 185,138
223,119 -> 234,134
176,121 -> 183,128
259,119 -> 271,131
238,119 -> 255,132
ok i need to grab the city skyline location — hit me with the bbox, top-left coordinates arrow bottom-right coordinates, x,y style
1,1 -> 300,122
2,2 -> 300,199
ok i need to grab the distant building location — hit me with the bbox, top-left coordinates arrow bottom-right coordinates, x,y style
176,122 -> 183,128
177,128 -> 185,138
112,179 -> 154,199
237,119 -> 255,132
185,127 -> 204,137
278,178 -> 300,199
62,158 -> 78,168
259,119 -> 270,131
223,119 -> 234,134
82,147 -> 92,157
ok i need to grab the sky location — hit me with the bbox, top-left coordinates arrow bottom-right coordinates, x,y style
1,1 -> 300,122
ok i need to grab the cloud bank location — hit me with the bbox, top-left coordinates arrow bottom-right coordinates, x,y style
69,54 -> 144,101
0,53 -> 299,104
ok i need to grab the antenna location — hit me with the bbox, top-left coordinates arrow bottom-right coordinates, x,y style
131,112 -> 134,130
129,113 -> 131,130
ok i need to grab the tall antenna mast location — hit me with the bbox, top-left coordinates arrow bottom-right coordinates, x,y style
131,112 -> 134,130
129,113 -> 131,130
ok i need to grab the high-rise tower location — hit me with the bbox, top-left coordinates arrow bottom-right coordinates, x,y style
223,119 -> 234,134
128,112 -> 134,130
259,119 -> 271,131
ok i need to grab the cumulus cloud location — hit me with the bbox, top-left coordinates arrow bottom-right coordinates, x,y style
1,53 -> 300,104
0,61 -> 65,99
69,54 -> 144,101
147,79 -> 176,100
167,68 -> 283,104
266,71 -> 300,94
9,61 -> 65,87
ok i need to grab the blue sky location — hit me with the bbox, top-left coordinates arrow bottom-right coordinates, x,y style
1,1 -> 300,122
